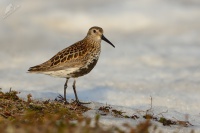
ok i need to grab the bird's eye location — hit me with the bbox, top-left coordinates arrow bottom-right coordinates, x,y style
93,30 -> 96,33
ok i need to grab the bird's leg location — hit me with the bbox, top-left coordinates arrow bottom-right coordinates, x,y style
72,79 -> 91,106
63,78 -> 69,103
72,79 -> 79,104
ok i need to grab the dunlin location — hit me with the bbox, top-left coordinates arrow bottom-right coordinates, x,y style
28,26 -> 115,105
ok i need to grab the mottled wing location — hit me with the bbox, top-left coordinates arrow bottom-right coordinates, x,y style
28,40 -> 89,72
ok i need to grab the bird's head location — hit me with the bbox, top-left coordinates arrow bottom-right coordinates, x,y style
87,26 -> 115,48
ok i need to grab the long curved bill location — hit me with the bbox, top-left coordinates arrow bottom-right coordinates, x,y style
101,34 -> 115,48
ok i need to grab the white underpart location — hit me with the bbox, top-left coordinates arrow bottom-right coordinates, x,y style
41,67 -> 79,78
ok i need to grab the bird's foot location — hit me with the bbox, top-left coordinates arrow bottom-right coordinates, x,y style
55,94 -> 69,104
72,99 -> 91,106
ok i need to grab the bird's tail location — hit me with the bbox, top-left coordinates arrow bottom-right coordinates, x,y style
28,65 -> 43,73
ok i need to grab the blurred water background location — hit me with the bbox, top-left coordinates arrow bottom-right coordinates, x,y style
0,0 -> 200,115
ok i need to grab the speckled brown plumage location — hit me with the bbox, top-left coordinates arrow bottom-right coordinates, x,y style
28,38 -> 100,78
28,26 -> 115,105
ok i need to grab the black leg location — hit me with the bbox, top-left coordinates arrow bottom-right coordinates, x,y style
64,78 -> 69,103
72,79 -> 91,105
72,79 -> 79,102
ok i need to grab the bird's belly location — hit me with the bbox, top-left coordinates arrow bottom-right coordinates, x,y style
69,58 -> 98,78
42,68 -> 79,78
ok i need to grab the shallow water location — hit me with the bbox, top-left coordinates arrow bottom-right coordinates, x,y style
0,0 -> 200,116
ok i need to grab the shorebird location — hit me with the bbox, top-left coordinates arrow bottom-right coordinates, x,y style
28,26 -> 115,105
